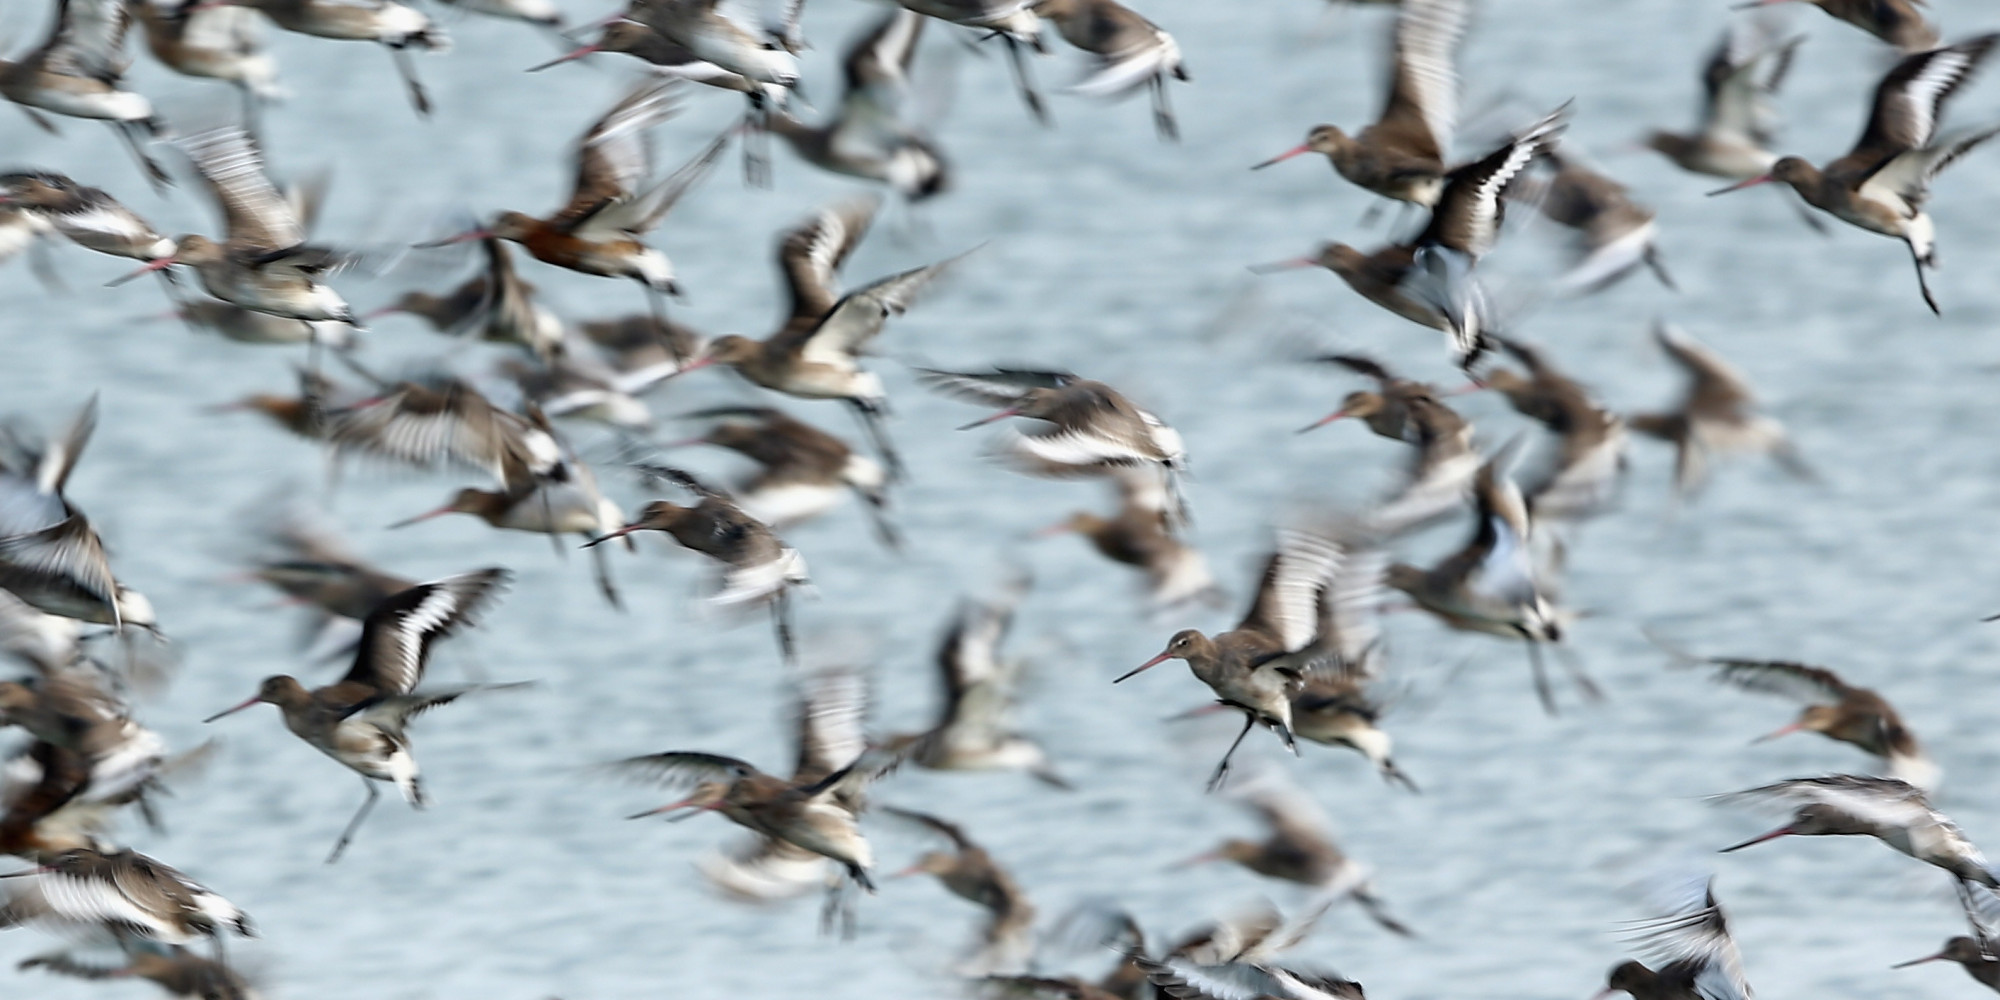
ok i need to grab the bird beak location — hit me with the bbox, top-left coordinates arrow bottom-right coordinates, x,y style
1892,952 -> 1949,969
106,256 -> 176,287
527,44 -> 598,71
1168,850 -> 1223,870
1707,175 -> 1771,196
1588,988 -> 1618,1000
626,796 -> 716,821
413,228 -> 492,249
387,505 -> 457,529
1750,721 -> 1803,744
362,305 -> 405,320
202,695 -> 262,724
656,437 -> 709,449
1296,409 -> 1350,433
1247,257 -> 1316,275
583,524 -> 642,548
1718,826 -> 1793,852
1251,145 -> 1311,170
889,864 -> 926,879
957,407 -> 1022,430
1729,0 -> 1788,8
1030,520 -> 1075,539
1383,761 -> 1420,793
664,356 -> 715,380
1115,650 -> 1174,684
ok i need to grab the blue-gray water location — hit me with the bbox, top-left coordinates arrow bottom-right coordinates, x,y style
5,0 -> 2000,997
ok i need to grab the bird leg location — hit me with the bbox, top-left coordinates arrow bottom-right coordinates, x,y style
845,398 -> 905,482
643,283 -> 685,364
1149,75 -> 1179,143
1204,711 -> 1258,793
1553,642 -> 1603,703
113,122 -> 171,193
1359,201 -> 1385,228
1643,245 -> 1677,291
326,779 -> 382,864
1353,887 -> 1416,937
1908,238 -> 1940,315
858,490 -> 903,551
387,45 -> 433,117
589,540 -> 622,611
741,97 -> 773,188
1003,36 -> 1049,127
1525,640 -> 1558,716
770,591 -> 796,666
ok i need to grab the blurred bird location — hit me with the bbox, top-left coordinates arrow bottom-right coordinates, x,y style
0,0 -> 170,188
669,406 -> 898,547
892,0 -> 1047,124
0,397 -> 156,632
1481,338 -> 1626,527
1035,465 -> 1219,610
1717,775 -> 2000,892
133,3 -> 283,125
1628,322 -> 1810,499
371,237 -> 566,362
1644,20 -> 1802,182
1596,874 -> 1751,1000
1037,0 -> 1187,140
0,847 -> 253,956
192,0 -> 449,116
765,10 -> 950,200
1520,151 -> 1673,295
1298,355 -> 1477,536
1747,0 -> 1936,54
887,807 -> 1037,975
19,944 -> 260,1000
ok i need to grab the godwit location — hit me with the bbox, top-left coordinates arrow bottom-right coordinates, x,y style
1482,337 -> 1627,526
1386,446 -> 1595,714
891,0 -> 1046,123
0,171 -> 175,263
372,237 -> 565,361
1629,322 -> 1811,499
1743,0 -> 1936,54
1713,35 -> 2000,313
1035,0 -> 1187,140
762,10 -> 949,200
20,945 -> 257,1000
245,502 -> 416,656
1278,533 -> 1414,788
1654,640 -> 1936,789
1182,772 -> 1414,936
1131,953 -> 1365,1000
1523,151 -> 1673,295
1299,355 -> 1476,536
1644,21 -> 1802,182
0,847 -> 253,954
0,397 -> 156,632
1596,875 -> 1751,1000
202,569 -> 516,862
133,3 -> 283,124
209,366 -> 349,440
1251,241 -> 1446,335
1893,938 -> 2000,990
0,0 -> 170,188
881,580 -> 1067,786
696,662 -> 868,903
173,299 -> 355,348
606,745 -> 893,937
1253,0 -> 1468,209
114,127 -> 358,327
1716,775 -> 2000,891
585,466 -> 809,662
1119,526 -> 1346,790
419,80 -> 730,337
672,406 -> 897,547
624,0 -> 802,89
677,198 -> 967,477
191,0 -> 448,115
500,353 -> 667,435
1036,465 -> 1219,610
578,313 -> 705,375
886,807 -> 1037,975
917,368 -> 1187,519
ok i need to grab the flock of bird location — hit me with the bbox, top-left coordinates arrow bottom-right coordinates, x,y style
0,0 -> 1993,996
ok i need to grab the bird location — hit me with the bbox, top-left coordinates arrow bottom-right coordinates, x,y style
243,501 -> 416,657
762,10 -> 950,200
0,848 -> 253,956
1385,444 -> 1596,715
113,127 -> 359,327
1182,771 -> 1414,936
1716,775 -> 2000,891
1118,526 -> 1346,790
201,568 -> 516,863
1655,640 -> 1936,789
1253,0 -> 1469,210
880,579 -> 1067,786
1519,151 -> 1673,296
676,198 -> 967,478
621,0 -> 803,91
1712,35 -> 2000,313
1036,0 -> 1188,141
668,405 -> 898,548
1251,240 -> 1447,337
19,944 -> 260,1000
1628,322 -> 1811,499
1034,465 -> 1219,610
886,807 -> 1038,975
1893,937 -> 2000,992
0,0 -> 170,189
1744,0 -> 1937,55
418,80 -> 730,336
1480,337 -> 1627,527
1643,20 -> 1802,182
189,0 -> 449,116
132,3 -> 283,126
1595,874 -> 1751,1000
585,465 -> 810,663
1297,355 -> 1477,536
917,368 -> 1188,519
890,0 -> 1047,124
0,171 -> 176,264
370,237 -> 565,362
1129,953 -> 1366,1000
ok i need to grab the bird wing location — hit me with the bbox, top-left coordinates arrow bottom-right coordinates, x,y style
1418,104 -> 1569,257
558,81 -> 689,235
1652,323 -> 1755,420
914,367 -> 1077,409
791,662 -> 868,786
882,804 -> 977,851
599,750 -> 762,788
43,0 -> 133,81
1705,658 -> 1850,706
1236,527 -> 1343,653
1838,35 -> 1996,183
1622,874 -> 1750,1000
1375,0 -> 1468,161
0,514 -> 119,618
1719,774 -> 1935,828
778,249 -> 969,368
341,568 -> 510,695
778,197 -> 881,325
181,128 -> 305,250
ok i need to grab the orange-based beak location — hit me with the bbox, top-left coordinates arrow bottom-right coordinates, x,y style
583,523 -> 643,548
1718,825 -> 1792,853
1247,257 -> 1317,275
1115,650 -> 1174,684
1750,721 -> 1804,744
202,694 -> 263,724
958,407 -> 1021,430
626,796 -> 720,821
1708,174 -> 1771,196
1252,145 -> 1312,170
106,256 -> 176,287
1168,849 -> 1223,869
1892,951 -> 1950,969
527,44 -> 600,71
1297,409 -> 1350,433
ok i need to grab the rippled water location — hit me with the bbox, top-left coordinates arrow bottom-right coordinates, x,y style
4,0 -> 2000,997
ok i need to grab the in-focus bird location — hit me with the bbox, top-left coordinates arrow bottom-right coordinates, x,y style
202,569 -> 515,862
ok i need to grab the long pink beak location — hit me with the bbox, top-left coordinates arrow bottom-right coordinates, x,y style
627,796 -> 718,821
106,256 -> 176,288
1708,174 -> 1772,196
387,506 -> 457,529
1297,409 -> 1350,434
958,407 -> 1022,430
889,863 -> 926,879
202,695 -> 263,724
414,228 -> 492,250
1252,145 -> 1311,170
1892,952 -> 1949,969
1115,650 -> 1174,684
664,356 -> 715,380
1719,825 -> 1793,853
1751,721 -> 1803,744
1247,257 -> 1316,275
528,44 -> 599,71
1587,988 -> 1619,1000
1168,849 -> 1224,870
583,523 -> 643,548
1030,520 -> 1076,539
